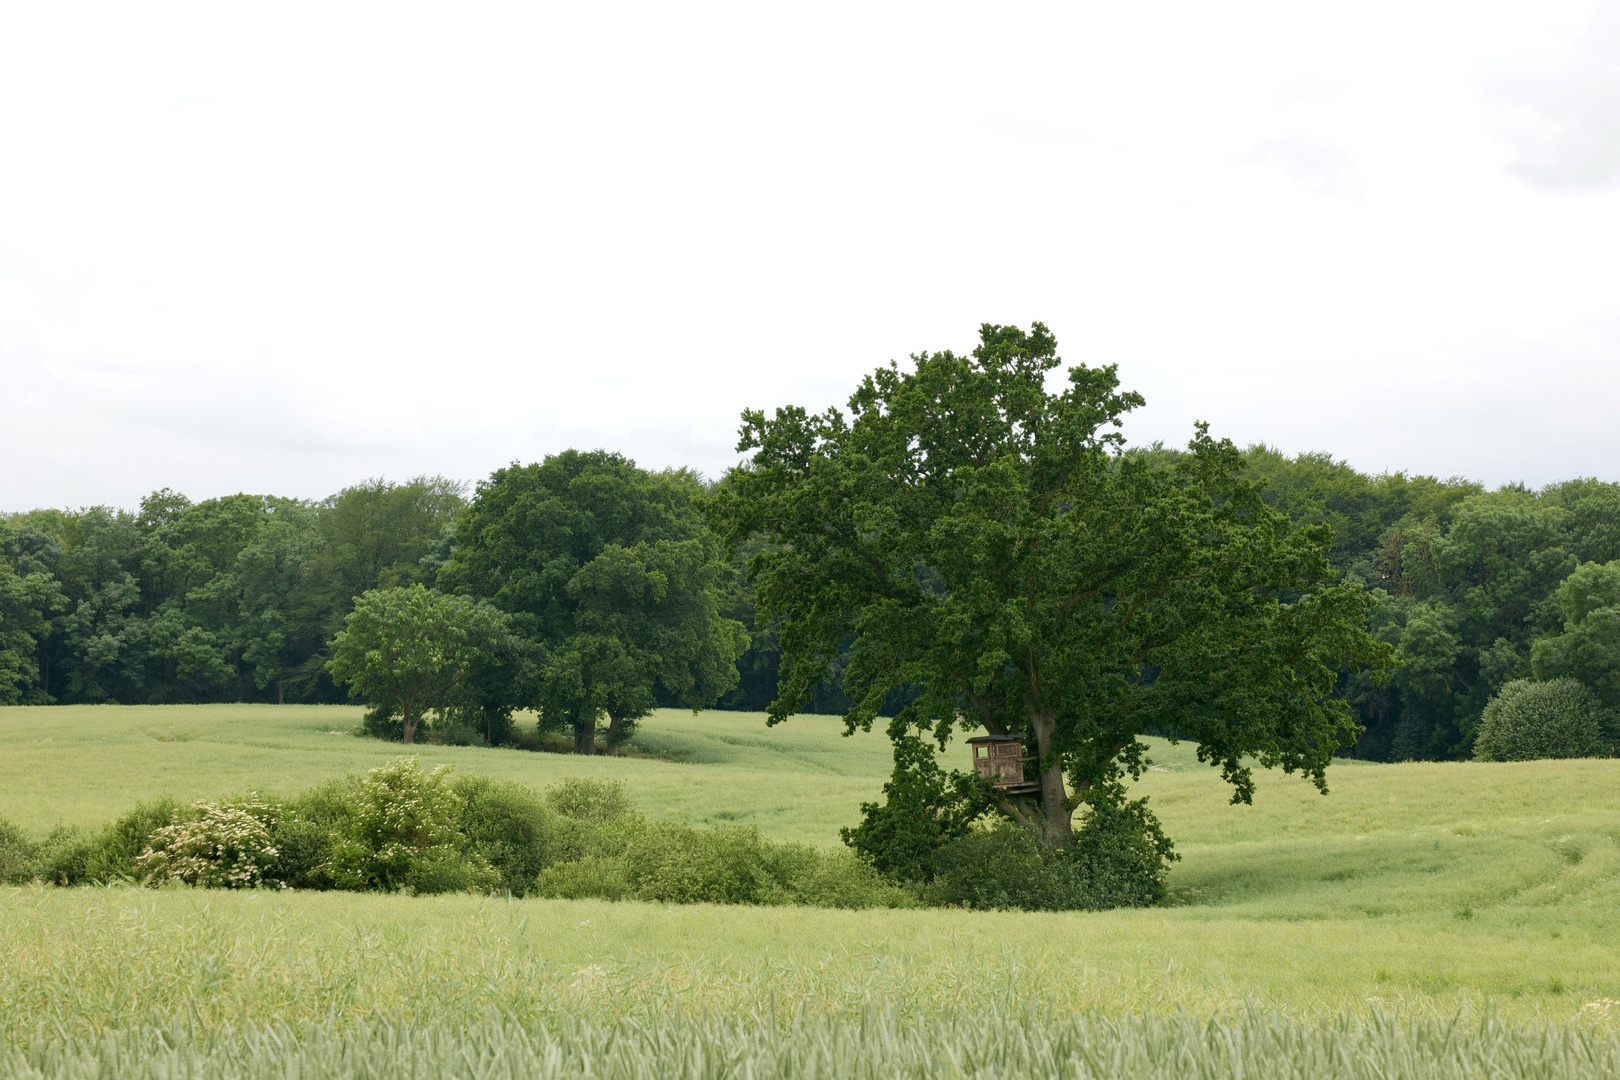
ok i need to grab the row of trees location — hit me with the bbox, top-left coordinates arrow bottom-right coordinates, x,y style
0,478 -> 463,707
325,453 -> 750,753
1243,451 -> 1620,760
6,340 -> 1620,770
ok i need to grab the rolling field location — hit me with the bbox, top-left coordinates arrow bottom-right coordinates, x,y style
4,704 -> 1620,1075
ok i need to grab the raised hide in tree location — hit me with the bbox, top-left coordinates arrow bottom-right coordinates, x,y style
968,734 -> 1038,793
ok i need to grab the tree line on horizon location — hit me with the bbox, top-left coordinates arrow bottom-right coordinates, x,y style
3,432 -> 1619,765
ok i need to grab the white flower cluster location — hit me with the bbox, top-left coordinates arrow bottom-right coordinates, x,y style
317,758 -> 495,891
134,795 -> 281,889
357,759 -> 463,850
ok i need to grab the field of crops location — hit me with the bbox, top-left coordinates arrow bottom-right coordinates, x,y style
4,704 -> 1620,1076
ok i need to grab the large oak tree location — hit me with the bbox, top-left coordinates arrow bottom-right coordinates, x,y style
714,323 -> 1389,840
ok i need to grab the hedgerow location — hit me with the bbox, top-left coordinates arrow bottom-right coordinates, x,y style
0,761 -> 1168,911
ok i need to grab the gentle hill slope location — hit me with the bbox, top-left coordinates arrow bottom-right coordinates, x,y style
2,704 -> 1619,1022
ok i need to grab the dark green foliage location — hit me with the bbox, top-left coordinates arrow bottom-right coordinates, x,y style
840,734 -> 989,882
1532,562 -> 1620,709
1473,678 -> 1610,762
1243,445 -> 1481,575
24,798 -> 183,885
1232,461 -> 1620,763
1,478 -> 463,707
265,781 -> 353,889
440,450 -> 748,753
926,784 -> 1176,911
714,322 -> 1389,849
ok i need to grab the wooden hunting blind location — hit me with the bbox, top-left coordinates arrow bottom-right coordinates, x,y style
967,734 -> 1037,792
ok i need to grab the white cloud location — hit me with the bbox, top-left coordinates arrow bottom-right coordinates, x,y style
1245,136 -> 1364,198
1492,1 -> 1620,192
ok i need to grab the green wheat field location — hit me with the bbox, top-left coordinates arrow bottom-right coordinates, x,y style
4,704 -> 1620,1077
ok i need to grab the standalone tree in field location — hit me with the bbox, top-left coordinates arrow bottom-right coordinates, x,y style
326,584 -> 515,744
713,323 -> 1389,843
438,451 -> 749,754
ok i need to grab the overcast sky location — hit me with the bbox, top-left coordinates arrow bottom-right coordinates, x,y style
3,1 -> 1619,510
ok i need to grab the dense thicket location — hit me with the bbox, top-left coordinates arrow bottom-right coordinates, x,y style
7,452 -> 1620,764
1242,450 -> 1620,760
0,478 -> 462,706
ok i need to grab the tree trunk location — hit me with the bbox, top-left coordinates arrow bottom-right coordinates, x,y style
402,705 -> 417,745
604,711 -> 629,751
573,716 -> 597,755
277,678 -> 284,705
1027,705 -> 1073,842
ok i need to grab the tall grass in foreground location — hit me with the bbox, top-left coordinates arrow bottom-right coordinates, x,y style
7,1012 -> 1620,1080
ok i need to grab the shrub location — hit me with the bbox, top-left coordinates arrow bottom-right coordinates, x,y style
267,779 -> 358,889
545,778 -> 633,823
927,785 -> 1176,911
452,774 -> 560,896
840,735 -> 990,883
316,758 -> 499,894
0,816 -> 35,883
533,855 -> 634,901
621,822 -> 784,905
780,848 -> 918,909
927,821 -> 1049,910
1474,678 -> 1609,762
30,826 -> 92,886
19,765 -> 913,908
36,798 -> 183,885
530,814 -> 912,908
134,796 -> 281,889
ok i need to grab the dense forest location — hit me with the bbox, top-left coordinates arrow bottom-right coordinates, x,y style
3,449 -> 1619,763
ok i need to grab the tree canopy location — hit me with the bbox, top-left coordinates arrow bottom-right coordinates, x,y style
713,323 -> 1390,839
439,450 -> 748,753
326,584 -> 515,744
0,477 -> 463,708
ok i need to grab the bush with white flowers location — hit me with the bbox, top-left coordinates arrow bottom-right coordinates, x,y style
134,796 -> 280,889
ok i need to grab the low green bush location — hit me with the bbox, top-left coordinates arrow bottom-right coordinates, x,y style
304,758 -> 499,894
527,783 -> 911,908
451,774 -> 560,897
266,780 -> 353,889
533,854 -> 635,901
545,777 -> 633,823
783,848 -> 917,909
1474,678 -> 1610,762
0,817 -> 33,884
927,786 -> 1176,911
0,761 -> 1135,911
34,798 -> 183,885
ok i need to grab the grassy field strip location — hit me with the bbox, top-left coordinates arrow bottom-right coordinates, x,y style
8,1013 -> 1620,1080
0,706 -> 894,846
6,705 -> 1620,1040
3,887 -> 1620,1035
